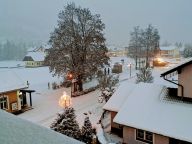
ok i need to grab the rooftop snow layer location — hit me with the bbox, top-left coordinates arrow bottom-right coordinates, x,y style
160,46 -> 177,51
0,70 -> 27,93
0,110 -> 84,144
103,81 -> 136,112
161,57 -> 192,76
25,52 -> 46,61
113,83 -> 192,143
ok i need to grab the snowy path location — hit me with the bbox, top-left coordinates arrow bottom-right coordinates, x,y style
18,86 -> 103,128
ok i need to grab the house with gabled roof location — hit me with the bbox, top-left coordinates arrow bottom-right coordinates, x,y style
23,51 -> 46,67
0,70 -> 35,114
160,46 -> 180,58
103,58 -> 192,144
0,110 -> 84,144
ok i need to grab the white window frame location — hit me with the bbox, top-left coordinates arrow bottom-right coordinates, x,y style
136,129 -> 153,144
0,95 -> 8,110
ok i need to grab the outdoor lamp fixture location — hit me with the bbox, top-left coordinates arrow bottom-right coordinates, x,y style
67,73 -> 73,80
59,91 -> 71,108
19,91 -> 23,99
67,72 -> 74,97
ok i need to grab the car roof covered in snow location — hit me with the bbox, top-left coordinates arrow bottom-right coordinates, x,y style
0,70 -> 27,93
113,83 -> 192,143
0,110 -> 84,144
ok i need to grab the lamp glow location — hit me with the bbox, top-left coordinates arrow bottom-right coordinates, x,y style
59,91 -> 71,108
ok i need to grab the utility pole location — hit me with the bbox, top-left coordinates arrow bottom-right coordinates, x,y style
129,63 -> 132,78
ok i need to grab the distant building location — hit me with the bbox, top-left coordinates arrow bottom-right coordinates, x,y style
0,70 -> 35,114
103,58 -> 192,144
23,52 -> 46,67
0,110 -> 84,144
107,46 -> 128,57
160,46 -> 180,58
23,44 -> 51,68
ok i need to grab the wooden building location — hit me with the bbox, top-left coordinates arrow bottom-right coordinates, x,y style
0,70 -> 34,114
160,46 -> 180,58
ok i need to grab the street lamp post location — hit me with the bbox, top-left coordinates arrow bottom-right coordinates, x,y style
67,72 -> 73,97
59,91 -> 71,108
128,63 -> 132,78
130,63 -> 131,77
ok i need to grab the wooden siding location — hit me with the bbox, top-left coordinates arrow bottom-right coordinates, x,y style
178,64 -> 192,98
111,111 -> 119,129
123,126 -> 169,144
2,91 -> 18,113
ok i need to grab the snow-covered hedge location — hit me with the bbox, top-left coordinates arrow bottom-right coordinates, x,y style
72,85 -> 99,97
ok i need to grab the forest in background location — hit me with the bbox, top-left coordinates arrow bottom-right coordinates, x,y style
0,40 -> 35,61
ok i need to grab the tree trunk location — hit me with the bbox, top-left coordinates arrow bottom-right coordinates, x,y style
135,56 -> 138,70
77,75 -> 83,92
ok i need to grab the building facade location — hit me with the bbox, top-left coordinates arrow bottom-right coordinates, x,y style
0,71 -> 34,114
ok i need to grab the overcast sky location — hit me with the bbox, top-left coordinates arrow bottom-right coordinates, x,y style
0,0 -> 192,47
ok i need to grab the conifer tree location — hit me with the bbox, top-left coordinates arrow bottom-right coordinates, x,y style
136,68 -> 153,83
50,107 -> 81,140
81,116 -> 94,144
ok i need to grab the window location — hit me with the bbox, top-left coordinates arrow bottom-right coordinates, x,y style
0,96 -> 8,110
136,129 -> 153,144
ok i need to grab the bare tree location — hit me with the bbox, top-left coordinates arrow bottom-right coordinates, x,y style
45,3 -> 109,92
128,26 -> 142,69
141,24 -> 160,68
128,25 -> 160,69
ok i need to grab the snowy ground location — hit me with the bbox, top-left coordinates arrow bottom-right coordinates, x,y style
0,57 -> 183,143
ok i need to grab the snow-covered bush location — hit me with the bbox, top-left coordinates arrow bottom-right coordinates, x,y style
136,68 -> 153,83
97,74 -> 119,103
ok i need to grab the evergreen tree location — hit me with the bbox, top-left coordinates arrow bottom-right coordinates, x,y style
81,116 -> 94,144
50,107 -> 81,140
183,44 -> 192,58
45,3 -> 109,92
136,68 -> 153,83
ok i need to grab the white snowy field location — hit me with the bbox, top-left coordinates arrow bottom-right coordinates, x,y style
0,57 -> 183,143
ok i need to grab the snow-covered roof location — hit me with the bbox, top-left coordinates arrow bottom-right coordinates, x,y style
0,70 -> 27,93
103,82 -> 136,112
0,110 -> 84,144
113,83 -> 192,143
161,57 -> 192,76
160,46 -> 177,51
24,52 -> 46,61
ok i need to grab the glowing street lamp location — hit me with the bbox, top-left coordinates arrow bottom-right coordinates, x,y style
59,91 -> 71,108
67,72 -> 74,97
157,57 -> 164,64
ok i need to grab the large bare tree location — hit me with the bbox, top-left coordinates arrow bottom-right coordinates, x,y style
45,3 -> 109,92
128,25 -> 160,68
